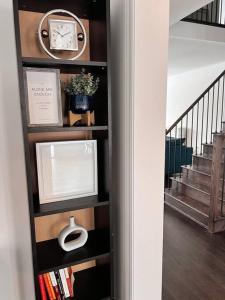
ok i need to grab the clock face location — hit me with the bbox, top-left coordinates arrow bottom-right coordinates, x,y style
49,19 -> 78,51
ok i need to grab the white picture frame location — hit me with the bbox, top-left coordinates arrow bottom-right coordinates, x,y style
23,68 -> 63,127
36,140 -> 98,204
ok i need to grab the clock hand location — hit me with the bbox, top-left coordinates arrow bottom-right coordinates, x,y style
53,29 -> 63,37
62,31 -> 71,37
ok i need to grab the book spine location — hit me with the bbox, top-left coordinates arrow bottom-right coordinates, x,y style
55,270 -> 66,300
64,268 -> 73,297
43,273 -> 55,300
68,267 -> 75,297
59,269 -> 70,298
49,271 -> 62,300
38,275 -> 47,300
47,273 -> 56,300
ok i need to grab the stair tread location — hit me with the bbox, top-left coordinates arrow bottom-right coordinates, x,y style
171,176 -> 210,194
182,165 -> 225,183
193,154 -> 225,165
213,133 -> 225,137
193,154 -> 212,161
165,189 -> 209,216
202,143 -> 225,149
181,165 -> 210,177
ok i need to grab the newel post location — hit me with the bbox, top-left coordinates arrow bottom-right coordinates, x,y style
209,134 -> 225,232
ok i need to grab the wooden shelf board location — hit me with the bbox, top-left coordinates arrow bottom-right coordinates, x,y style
34,194 -> 110,217
37,229 -> 110,274
72,265 -> 111,300
28,125 -> 108,133
22,57 -> 107,68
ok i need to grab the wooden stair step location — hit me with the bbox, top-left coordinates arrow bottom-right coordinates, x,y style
170,176 -> 210,205
192,155 -> 212,174
181,166 -> 211,191
192,155 -> 225,175
222,121 -> 225,133
165,189 -> 209,228
182,165 -> 225,192
202,143 -> 225,160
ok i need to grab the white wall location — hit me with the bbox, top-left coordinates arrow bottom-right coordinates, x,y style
0,0 -> 35,299
133,0 -> 169,299
167,62 -> 225,128
111,0 -> 169,299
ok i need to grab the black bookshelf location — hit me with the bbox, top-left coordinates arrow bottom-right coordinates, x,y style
13,0 -> 114,299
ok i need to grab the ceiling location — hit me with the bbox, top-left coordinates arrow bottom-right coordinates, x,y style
169,38 -> 225,76
168,22 -> 225,76
170,0 -> 213,25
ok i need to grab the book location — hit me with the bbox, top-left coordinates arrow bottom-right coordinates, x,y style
43,273 -> 56,300
59,268 -> 70,298
47,273 -> 57,300
55,270 -> 66,300
68,267 -> 75,297
64,268 -> 73,297
38,275 -> 47,300
49,271 -> 62,300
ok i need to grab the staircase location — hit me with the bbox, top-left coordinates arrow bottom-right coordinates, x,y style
165,133 -> 225,232
165,69 -> 225,233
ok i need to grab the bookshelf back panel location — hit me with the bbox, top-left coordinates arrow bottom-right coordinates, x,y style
71,260 -> 96,273
67,259 -> 109,275
19,10 -> 90,60
35,207 -> 94,242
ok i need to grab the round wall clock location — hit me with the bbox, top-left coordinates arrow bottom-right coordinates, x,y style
38,9 -> 87,60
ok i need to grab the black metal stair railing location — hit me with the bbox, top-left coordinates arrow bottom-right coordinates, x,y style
183,0 -> 225,27
165,69 -> 225,194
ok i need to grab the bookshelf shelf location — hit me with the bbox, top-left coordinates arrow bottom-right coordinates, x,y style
34,194 -> 110,217
37,229 -> 110,274
22,57 -> 108,68
28,125 -> 108,133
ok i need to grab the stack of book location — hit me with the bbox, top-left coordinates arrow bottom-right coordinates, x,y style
38,267 -> 75,300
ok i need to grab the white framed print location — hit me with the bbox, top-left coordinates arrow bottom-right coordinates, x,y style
36,140 -> 98,204
23,68 -> 63,127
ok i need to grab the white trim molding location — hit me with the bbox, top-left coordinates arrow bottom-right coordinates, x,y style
111,0 -> 135,298
111,0 -> 169,299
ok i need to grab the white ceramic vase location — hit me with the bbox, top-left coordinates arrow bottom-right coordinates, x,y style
58,216 -> 88,252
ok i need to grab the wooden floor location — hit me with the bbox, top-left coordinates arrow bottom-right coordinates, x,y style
162,206 -> 225,300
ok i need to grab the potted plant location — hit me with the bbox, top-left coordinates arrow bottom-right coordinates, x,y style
64,72 -> 100,114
